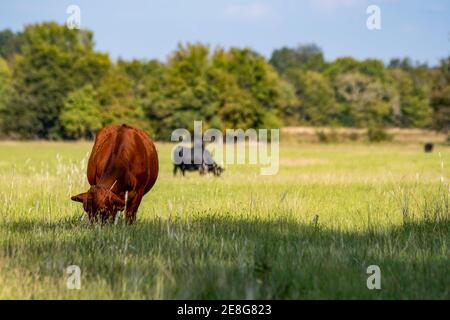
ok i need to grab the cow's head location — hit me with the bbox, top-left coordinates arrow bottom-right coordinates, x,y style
71,185 -> 125,222
213,165 -> 224,176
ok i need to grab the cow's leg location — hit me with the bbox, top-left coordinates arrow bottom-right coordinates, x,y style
125,192 -> 143,224
200,164 -> 208,175
173,165 -> 178,176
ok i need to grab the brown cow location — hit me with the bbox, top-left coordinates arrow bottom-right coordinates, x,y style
71,124 -> 158,224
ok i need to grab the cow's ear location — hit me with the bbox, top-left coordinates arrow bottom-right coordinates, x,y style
110,193 -> 125,209
71,192 -> 88,203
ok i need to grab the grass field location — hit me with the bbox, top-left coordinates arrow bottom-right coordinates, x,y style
0,141 -> 448,299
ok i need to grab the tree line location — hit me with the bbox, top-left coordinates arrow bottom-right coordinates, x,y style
0,22 -> 448,141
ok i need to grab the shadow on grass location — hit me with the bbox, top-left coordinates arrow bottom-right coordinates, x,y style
0,215 -> 448,299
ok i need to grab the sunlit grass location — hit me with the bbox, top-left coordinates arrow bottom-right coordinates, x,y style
0,141 -> 448,299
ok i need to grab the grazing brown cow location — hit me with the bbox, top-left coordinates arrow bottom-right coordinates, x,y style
71,124 -> 158,224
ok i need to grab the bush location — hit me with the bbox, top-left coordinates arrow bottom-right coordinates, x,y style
316,129 -> 339,143
367,126 -> 392,142
348,132 -> 359,141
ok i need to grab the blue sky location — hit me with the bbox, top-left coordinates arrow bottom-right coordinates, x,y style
1,0 -> 449,65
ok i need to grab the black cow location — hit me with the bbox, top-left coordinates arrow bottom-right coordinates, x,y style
424,143 -> 434,153
173,145 -> 224,177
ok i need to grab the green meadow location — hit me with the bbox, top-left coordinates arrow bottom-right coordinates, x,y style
0,141 -> 448,299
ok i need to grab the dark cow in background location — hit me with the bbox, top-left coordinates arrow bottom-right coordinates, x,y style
424,143 -> 434,153
173,145 -> 224,177
71,124 -> 159,224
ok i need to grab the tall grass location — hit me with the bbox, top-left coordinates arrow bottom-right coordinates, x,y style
0,142 -> 448,299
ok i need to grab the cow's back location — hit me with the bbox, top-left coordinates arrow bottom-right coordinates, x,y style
135,127 -> 158,192
87,124 -> 158,193
87,125 -> 118,185
173,146 -> 208,165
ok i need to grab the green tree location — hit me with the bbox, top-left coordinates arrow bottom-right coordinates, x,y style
335,72 -> 391,127
388,57 -> 413,70
219,47 -> 295,123
275,78 -> 300,125
359,59 -> 388,82
430,57 -> 450,132
142,43 -> 217,139
141,44 -> 294,139
2,23 -> 111,139
1,22 -> 446,140
118,58 -> 164,99
324,57 -> 360,82
60,85 -> 102,139
389,68 -> 431,127
296,71 -> 337,125
0,57 -> 12,133
270,44 -> 325,74
96,67 -> 149,132
0,29 -> 23,60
